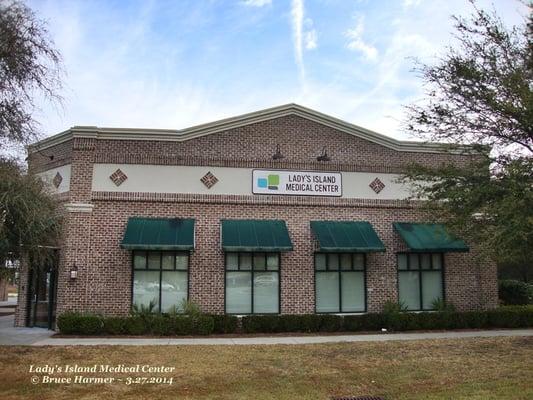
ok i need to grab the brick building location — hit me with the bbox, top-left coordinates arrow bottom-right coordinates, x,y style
15,104 -> 498,328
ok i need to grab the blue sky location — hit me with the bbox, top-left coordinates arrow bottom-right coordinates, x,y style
29,0 -> 527,141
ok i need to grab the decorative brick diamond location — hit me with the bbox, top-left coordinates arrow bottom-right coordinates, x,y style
200,171 -> 218,189
52,172 -> 62,188
109,169 -> 128,186
369,177 -> 385,194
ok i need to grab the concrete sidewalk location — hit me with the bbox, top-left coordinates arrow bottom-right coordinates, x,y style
0,315 -> 54,345
29,328 -> 533,346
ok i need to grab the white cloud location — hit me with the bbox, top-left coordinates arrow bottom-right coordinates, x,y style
403,0 -> 422,8
345,16 -> 378,61
242,0 -> 272,6
305,29 -> 317,49
291,0 -> 305,83
304,18 -> 317,50
291,1 -> 317,85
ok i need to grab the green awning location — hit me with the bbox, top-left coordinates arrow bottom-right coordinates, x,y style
310,221 -> 385,252
121,217 -> 195,250
221,220 -> 293,252
393,222 -> 469,252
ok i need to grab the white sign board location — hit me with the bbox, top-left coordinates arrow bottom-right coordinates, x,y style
252,170 -> 342,197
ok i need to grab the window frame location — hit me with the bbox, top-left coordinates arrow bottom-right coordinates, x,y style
224,252 -> 281,315
130,250 -> 190,313
396,252 -> 446,311
314,252 -> 367,314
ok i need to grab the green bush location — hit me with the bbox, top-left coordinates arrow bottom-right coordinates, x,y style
210,314 -> 239,334
173,316 -> 194,335
103,317 -> 126,335
57,312 -> 103,335
279,314 -> 320,332
57,312 -> 81,334
58,305 -> 533,336
242,315 -> 281,333
194,315 -> 215,335
150,315 -> 175,336
487,306 -> 533,328
319,315 -> 343,332
123,316 -> 147,335
498,280 -> 533,305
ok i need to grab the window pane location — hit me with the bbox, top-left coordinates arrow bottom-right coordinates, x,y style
397,254 -> 408,270
353,254 -> 365,270
432,253 -> 442,270
240,253 -> 252,270
162,252 -> 174,269
422,271 -> 443,310
316,272 -> 339,312
226,272 -> 251,313
328,254 -> 339,270
133,252 -> 146,269
226,253 -> 238,270
420,254 -> 431,269
408,254 -> 419,269
176,254 -> 188,270
340,254 -> 352,270
133,270 -> 160,311
266,254 -> 279,271
161,271 -> 187,312
341,272 -> 365,312
253,253 -> 266,270
147,252 -> 160,269
398,271 -> 420,310
315,254 -> 326,271
253,272 -> 279,313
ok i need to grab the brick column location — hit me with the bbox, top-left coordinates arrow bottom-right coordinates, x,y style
55,135 -> 96,316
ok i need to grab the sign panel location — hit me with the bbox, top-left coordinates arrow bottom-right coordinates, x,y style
252,170 -> 342,197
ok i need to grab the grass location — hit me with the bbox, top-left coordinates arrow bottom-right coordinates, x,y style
0,337 -> 531,399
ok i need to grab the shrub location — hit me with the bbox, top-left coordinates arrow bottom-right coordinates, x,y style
382,301 -> 407,331
319,315 -> 343,332
57,312 -> 82,334
57,312 -> 103,335
131,300 -> 157,316
431,298 -> 457,313
242,315 -> 281,333
278,314 -> 321,332
210,314 -> 239,334
487,306 -> 533,328
57,305 -> 533,337
498,280 -> 533,305
123,316 -> 147,335
343,315 -> 365,331
194,315 -> 215,335
180,299 -> 203,317
174,316 -> 194,335
150,315 -> 175,336
103,317 -> 126,335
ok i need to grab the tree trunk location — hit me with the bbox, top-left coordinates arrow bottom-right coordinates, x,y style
0,278 -> 7,301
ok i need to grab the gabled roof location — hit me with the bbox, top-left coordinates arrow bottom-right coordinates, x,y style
28,103 -> 469,154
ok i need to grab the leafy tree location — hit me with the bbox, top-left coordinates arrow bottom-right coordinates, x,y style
402,2 -> 532,267
0,158 -> 61,266
0,0 -> 63,292
0,0 -> 62,151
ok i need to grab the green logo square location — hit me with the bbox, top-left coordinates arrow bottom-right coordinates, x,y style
268,174 -> 279,186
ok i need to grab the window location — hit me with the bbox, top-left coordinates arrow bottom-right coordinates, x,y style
397,253 -> 444,310
132,250 -> 188,313
225,252 -> 279,314
315,253 -> 366,313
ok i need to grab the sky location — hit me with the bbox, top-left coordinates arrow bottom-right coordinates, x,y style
28,0 -> 528,141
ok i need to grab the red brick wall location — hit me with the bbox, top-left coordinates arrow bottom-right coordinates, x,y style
15,113 -> 497,326
52,198 -> 496,317
94,115 -> 479,173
